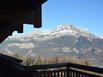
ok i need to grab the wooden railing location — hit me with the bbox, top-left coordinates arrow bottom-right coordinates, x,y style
1,54 -> 103,77
26,63 -> 103,77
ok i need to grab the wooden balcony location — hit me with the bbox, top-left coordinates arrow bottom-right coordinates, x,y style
0,54 -> 103,77
27,63 -> 103,77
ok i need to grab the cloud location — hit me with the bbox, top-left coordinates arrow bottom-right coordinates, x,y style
20,43 -> 34,49
7,42 -> 35,49
7,43 -> 20,47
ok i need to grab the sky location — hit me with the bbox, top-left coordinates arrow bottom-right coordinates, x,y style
14,0 -> 103,37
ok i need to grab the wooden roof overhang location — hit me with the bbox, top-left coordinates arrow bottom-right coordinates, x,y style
0,0 -> 47,43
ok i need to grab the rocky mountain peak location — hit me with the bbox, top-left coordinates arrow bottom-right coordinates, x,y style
55,24 -> 75,31
7,24 -> 97,41
51,24 -> 95,39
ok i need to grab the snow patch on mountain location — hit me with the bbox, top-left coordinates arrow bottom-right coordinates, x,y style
8,24 -> 97,41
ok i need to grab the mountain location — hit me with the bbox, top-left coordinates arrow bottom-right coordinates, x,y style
0,24 -> 103,67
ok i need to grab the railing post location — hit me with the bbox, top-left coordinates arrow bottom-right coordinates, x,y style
67,63 -> 70,77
